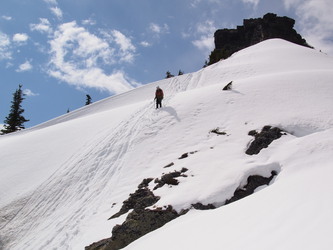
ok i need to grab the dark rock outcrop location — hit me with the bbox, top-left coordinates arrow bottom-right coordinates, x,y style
87,144 -> 280,250
109,186 -> 159,220
225,170 -> 277,204
178,152 -> 189,159
210,128 -> 227,135
210,13 -> 312,63
222,81 -> 233,91
192,202 -> 216,210
88,169 -> 190,250
246,126 -> 285,155
154,168 -> 188,190
163,162 -> 174,168
87,206 -> 184,250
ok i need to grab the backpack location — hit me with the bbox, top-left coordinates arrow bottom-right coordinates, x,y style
156,89 -> 164,98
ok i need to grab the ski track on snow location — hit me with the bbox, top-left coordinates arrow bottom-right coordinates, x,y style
1,72 -> 195,250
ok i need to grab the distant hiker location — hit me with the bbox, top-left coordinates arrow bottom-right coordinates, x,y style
154,86 -> 164,109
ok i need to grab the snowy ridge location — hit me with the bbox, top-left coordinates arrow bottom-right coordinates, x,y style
0,39 -> 333,250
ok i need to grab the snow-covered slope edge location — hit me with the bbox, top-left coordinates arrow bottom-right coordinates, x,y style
0,39 -> 332,250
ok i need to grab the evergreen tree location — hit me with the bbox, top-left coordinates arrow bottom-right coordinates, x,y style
1,85 -> 29,134
85,94 -> 92,105
203,60 -> 209,68
165,71 -> 174,79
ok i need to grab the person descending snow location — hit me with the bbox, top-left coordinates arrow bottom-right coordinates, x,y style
154,86 -> 164,109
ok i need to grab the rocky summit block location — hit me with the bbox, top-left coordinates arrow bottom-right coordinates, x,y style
211,13 -> 312,63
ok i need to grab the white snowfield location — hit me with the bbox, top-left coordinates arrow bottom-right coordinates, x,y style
0,39 -> 333,250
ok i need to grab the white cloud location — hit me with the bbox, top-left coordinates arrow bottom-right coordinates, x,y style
13,33 -> 29,43
0,32 -> 12,60
111,30 -> 136,63
149,23 -> 169,35
82,19 -> 96,26
190,0 -> 201,8
43,0 -> 57,5
2,15 -> 12,21
241,0 -> 260,8
48,21 -> 139,94
283,0 -> 302,10
283,0 -> 333,55
192,20 -> 216,54
190,0 -> 221,8
192,36 -> 214,52
140,41 -> 151,47
23,89 -> 39,97
50,6 -> 63,19
30,18 -> 53,34
16,60 -> 33,72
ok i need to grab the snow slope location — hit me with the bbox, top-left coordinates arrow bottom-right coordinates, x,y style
0,39 -> 332,250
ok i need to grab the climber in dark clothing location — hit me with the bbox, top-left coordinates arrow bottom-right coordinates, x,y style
154,86 -> 164,109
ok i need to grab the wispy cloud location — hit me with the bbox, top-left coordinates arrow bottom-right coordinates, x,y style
16,60 -> 33,72
48,21 -> 139,94
13,33 -> 29,43
82,19 -> 96,26
23,88 -> 39,97
30,18 -> 53,34
241,0 -> 260,8
283,0 -> 333,55
149,23 -> 170,35
140,41 -> 151,47
50,6 -> 63,19
43,0 -> 57,5
191,20 -> 216,54
111,30 -> 136,63
190,0 -> 221,8
0,32 -> 12,60
2,15 -> 12,21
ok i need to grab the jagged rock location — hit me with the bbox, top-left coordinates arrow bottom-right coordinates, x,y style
225,171 -> 277,204
210,13 -> 312,63
178,152 -> 189,159
137,178 -> 154,189
222,81 -> 233,90
154,168 -> 188,190
109,187 -> 159,219
246,126 -> 285,155
210,128 -> 227,135
192,202 -> 216,210
86,206 -> 186,250
163,162 -> 174,168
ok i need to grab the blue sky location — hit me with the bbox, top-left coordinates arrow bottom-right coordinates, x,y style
1,0 -> 332,128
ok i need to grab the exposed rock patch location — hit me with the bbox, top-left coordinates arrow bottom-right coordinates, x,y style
163,162 -> 174,168
225,171 -> 277,204
154,168 -> 188,190
192,202 -> 216,210
109,186 -> 158,220
246,126 -> 285,155
87,144 -> 280,250
137,178 -> 154,189
178,152 -> 188,159
209,13 -> 311,64
210,127 -> 227,135
87,206 -> 184,250
178,151 -> 198,159
88,169 -> 190,250
222,81 -> 233,90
